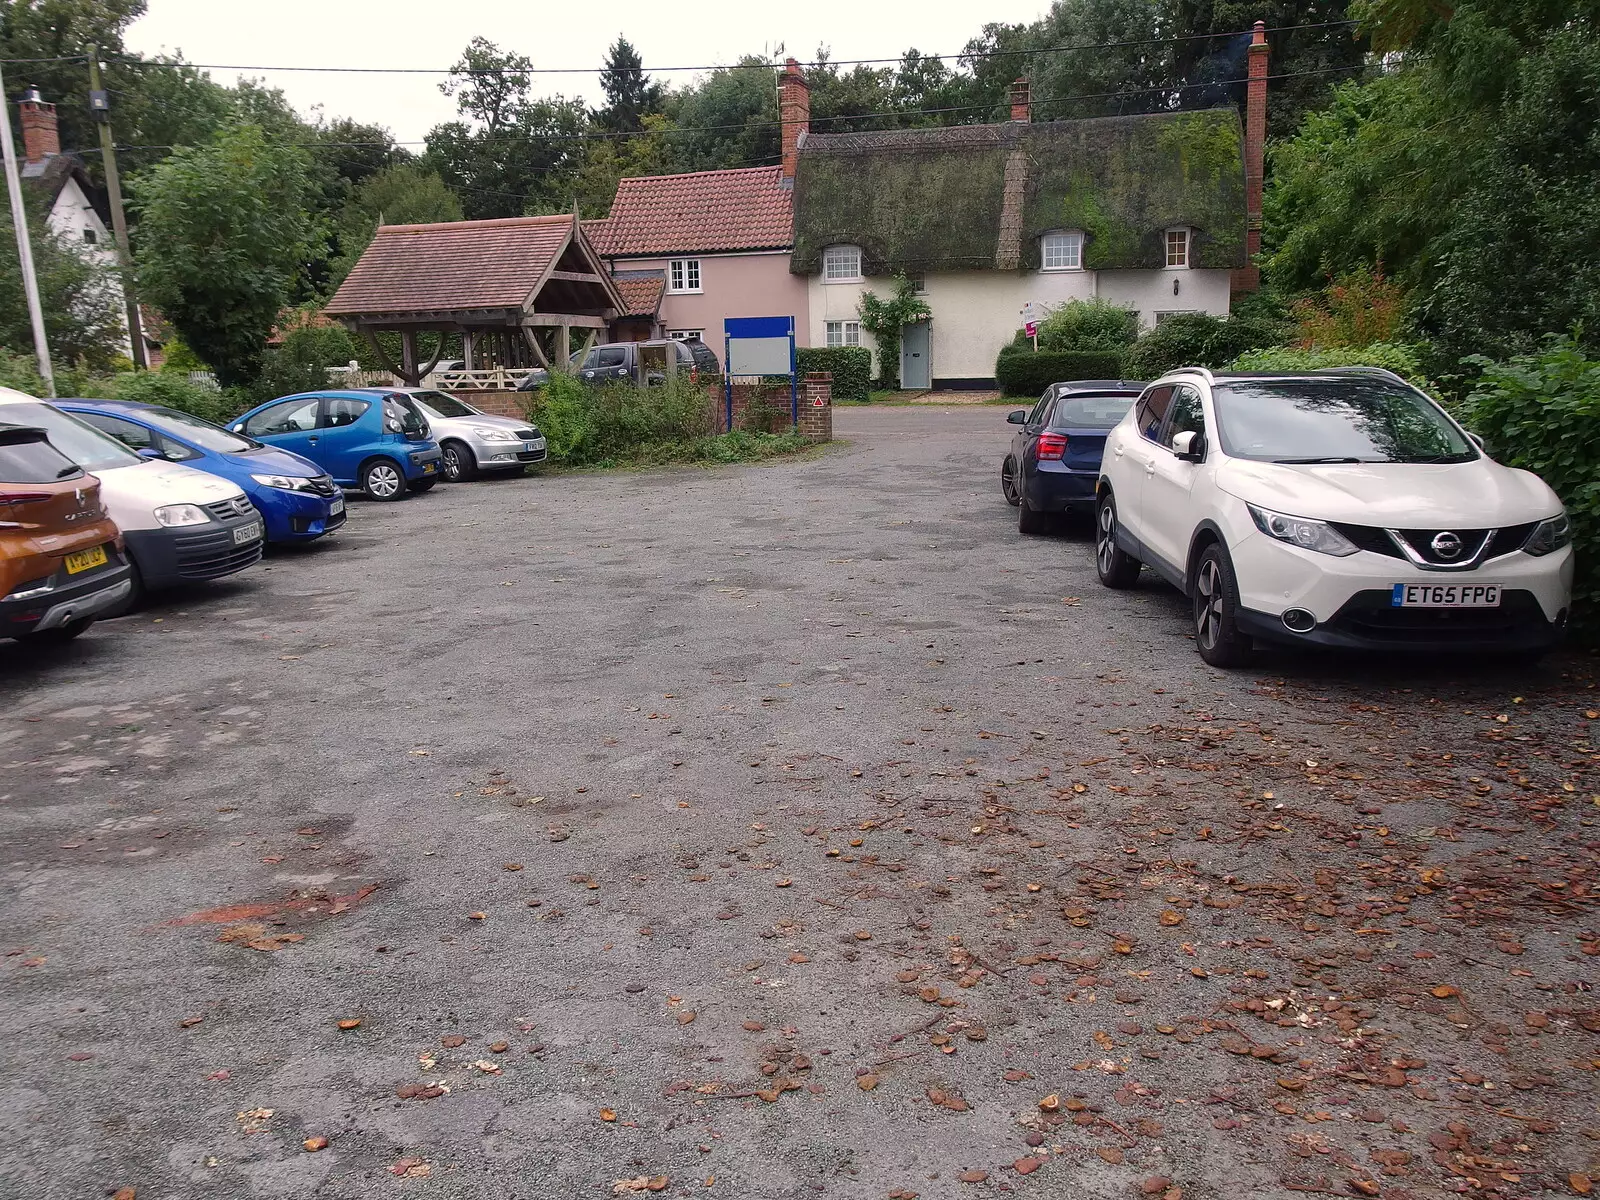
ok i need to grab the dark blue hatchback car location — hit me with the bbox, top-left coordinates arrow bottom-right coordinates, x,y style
59,399 -> 346,545
1001,380 -> 1144,534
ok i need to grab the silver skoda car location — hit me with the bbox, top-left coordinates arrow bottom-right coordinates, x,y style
405,390 -> 548,482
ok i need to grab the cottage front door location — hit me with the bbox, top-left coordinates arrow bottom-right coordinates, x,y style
900,321 -> 930,389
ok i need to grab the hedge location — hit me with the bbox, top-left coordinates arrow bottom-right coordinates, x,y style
796,346 -> 872,401
1123,313 -> 1285,380
996,349 -> 1127,397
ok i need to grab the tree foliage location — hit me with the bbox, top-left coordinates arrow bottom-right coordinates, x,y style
133,125 -> 319,387
1264,0 -> 1600,367
596,37 -> 663,135
0,192 -> 125,369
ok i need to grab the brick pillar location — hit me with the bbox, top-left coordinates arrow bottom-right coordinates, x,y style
1233,21 -> 1268,294
19,88 -> 59,163
798,372 -> 832,442
1009,78 -> 1030,123
779,58 -> 809,187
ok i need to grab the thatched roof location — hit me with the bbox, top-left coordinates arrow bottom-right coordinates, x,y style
791,109 -> 1247,275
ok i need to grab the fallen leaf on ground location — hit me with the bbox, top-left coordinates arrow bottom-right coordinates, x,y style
303,1136 -> 328,1152
337,1018 -> 360,1030
389,1158 -> 431,1178
600,1108 -> 617,1122
959,1170 -> 989,1183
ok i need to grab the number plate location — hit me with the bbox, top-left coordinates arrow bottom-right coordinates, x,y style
1392,583 -> 1501,608
64,545 -> 108,574
423,462 -> 437,474
329,497 -> 344,515
526,438 -> 546,452
233,522 -> 262,545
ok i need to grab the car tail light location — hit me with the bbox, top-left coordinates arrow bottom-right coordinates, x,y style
0,492 -> 51,504
1036,432 -> 1069,461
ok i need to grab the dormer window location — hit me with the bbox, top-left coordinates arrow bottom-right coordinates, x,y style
1041,230 -> 1083,271
1165,228 -> 1190,268
823,244 -> 862,283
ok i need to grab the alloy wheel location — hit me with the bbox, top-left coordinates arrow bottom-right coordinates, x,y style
367,463 -> 401,499
1096,503 -> 1116,575
1195,559 -> 1222,650
442,446 -> 462,481
1001,461 -> 1018,504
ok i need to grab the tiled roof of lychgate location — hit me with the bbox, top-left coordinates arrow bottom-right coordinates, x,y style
586,166 -> 793,256
326,215 -> 575,316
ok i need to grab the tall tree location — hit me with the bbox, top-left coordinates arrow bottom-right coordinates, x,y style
133,125 -> 319,387
329,163 -> 462,287
661,57 -> 779,171
596,36 -> 663,134
423,38 -> 588,219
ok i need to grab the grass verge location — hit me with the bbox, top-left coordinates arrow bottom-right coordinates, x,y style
549,430 -> 816,472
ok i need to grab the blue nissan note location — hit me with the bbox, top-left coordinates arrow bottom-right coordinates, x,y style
58,398 -> 347,544
228,390 -> 442,500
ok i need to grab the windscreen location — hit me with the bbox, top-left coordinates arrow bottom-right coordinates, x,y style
412,390 -> 478,419
1212,377 -> 1476,464
1,402 -> 141,471
1049,394 -> 1137,431
141,406 -> 257,454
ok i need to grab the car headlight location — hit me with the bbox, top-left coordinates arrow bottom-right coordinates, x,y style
153,503 -> 210,527
250,473 -> 315,492
1247,503 -> 1358,557
472,427 -> 518,442
1523,513 -> 1571,556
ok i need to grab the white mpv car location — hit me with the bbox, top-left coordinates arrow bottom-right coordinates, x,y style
1094,368 -> 1573,666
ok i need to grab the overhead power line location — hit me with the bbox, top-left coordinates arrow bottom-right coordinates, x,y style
3,19 -> 1357,75
102,64 -> 1367,156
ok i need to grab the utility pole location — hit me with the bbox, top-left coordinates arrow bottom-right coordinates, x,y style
0,63 -> 54,395
88,46 -> 145,368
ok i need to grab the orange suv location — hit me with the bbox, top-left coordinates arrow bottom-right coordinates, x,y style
2,424 -> 133,643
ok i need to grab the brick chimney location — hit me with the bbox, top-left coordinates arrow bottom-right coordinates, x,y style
19,85 -> 59,164
1009,78 -> 1031,122
779,58 -> 809,188
1234,22 -> 1268,293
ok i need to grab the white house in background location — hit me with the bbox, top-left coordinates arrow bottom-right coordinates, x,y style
785,43 -> 1267,389
16,87 -> 134,358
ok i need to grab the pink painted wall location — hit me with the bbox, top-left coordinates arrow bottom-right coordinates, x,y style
607,252 -> 810,367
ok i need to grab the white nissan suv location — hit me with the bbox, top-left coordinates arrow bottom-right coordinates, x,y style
1094,367 -> 1573,666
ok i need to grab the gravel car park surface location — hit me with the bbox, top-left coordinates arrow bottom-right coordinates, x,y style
2,405 -> 1597,1200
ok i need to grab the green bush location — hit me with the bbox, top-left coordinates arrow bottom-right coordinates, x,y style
111,371 -> 225,423
1226,342 -> 1432,387
796,346 -> 872,401
1124,313 -> 1286,380
996,349 -> 1127,397
524,374 -> 719,466
1463,335 -> 1599,630
248,323 -> 363,409
1034,298 -> 1140,353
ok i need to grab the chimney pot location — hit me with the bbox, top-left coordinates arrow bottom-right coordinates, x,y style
18,87 -> 60,164
1009,77 -> 1031,123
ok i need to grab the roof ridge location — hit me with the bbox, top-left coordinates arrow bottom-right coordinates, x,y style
615,165 -> 781,186
376,214 -> 574,234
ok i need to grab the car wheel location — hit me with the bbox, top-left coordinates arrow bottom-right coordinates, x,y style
1094,493 -> 1142,588
1193,542 -> 1252,667
1000,457 -> 1021,507
441,441 -> 477,482
362,458 -> 407,501
1017,493 -> 1051,535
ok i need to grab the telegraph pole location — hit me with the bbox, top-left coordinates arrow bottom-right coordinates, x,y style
0,63 -> 54,395
88,46 -> 145,368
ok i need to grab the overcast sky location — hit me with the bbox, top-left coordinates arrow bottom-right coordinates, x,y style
123,0 -> 1050,145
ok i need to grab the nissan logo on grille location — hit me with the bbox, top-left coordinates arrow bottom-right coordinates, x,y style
1431,531 -> 1464,559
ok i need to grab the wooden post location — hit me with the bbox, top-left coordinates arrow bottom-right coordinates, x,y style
400,329 -> 419,386
462,330 -> 475,370
556,325 -> 570,372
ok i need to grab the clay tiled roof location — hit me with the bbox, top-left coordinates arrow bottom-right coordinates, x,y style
612,270 -> 665,317
326,215 -> 574,316
586,166 -> 793,257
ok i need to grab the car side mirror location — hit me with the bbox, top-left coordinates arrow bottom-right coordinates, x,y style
136,446 -> 164,460
1467,431 -> 1484,448
230,423 -> 244,432
1006,409 -> 1027,424
1171,430 -> 1205,462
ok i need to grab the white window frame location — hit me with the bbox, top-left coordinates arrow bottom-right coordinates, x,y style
1164,228 -> 1190,269
667,258 -> 702,294
1040,230 -> 1083,271
1153,310 -> 1199,325
822,244 -> 862,283
665,329 -> 704,341
825,320 -> 861,348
